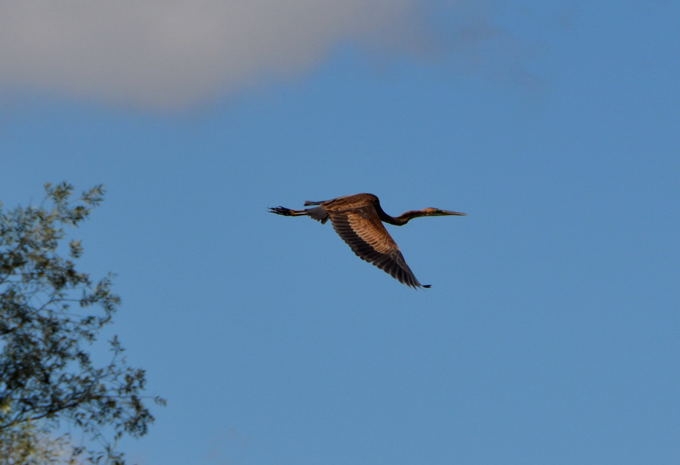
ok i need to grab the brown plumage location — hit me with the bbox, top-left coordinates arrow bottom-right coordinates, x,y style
269,193 -> 465,288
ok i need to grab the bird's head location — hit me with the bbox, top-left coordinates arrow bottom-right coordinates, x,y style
421,207 -> 466,217
392,206 -> 467,225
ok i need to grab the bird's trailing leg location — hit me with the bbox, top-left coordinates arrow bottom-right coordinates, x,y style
269,206 -> 308,217
270,205 -> 329,223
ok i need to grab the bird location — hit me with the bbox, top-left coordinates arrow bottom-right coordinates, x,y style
269,193 -> 465,288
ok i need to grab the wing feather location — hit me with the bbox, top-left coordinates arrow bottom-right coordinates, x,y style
328,207 -> 424,288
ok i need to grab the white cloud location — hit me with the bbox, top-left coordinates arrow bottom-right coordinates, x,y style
0,0 -> 432,109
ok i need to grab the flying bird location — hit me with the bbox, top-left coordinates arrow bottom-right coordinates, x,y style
269,193 -> 465,288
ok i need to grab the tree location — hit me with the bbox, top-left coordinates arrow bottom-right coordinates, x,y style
0,183 -> 164,465
0,420 -> 79,465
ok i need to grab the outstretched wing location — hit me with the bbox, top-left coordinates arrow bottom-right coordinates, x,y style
328,206 -> 427,288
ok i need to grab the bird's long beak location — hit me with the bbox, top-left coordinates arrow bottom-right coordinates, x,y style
441,209 -> 466,216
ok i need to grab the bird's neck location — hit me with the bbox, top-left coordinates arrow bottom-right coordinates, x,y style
378,208 -> 422,226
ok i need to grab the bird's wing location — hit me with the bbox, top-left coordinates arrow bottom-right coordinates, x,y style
328,207 -> 424,288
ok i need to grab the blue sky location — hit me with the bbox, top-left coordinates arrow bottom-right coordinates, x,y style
2,1 -> 679,464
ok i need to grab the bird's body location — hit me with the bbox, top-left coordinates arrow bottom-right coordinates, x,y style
270,193 -> 465,288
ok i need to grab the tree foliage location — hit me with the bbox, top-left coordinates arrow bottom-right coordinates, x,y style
0,183 -> 164,465
0,420 -> 79,465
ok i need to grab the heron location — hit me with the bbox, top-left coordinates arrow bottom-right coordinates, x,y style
270,193 -> 465,288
